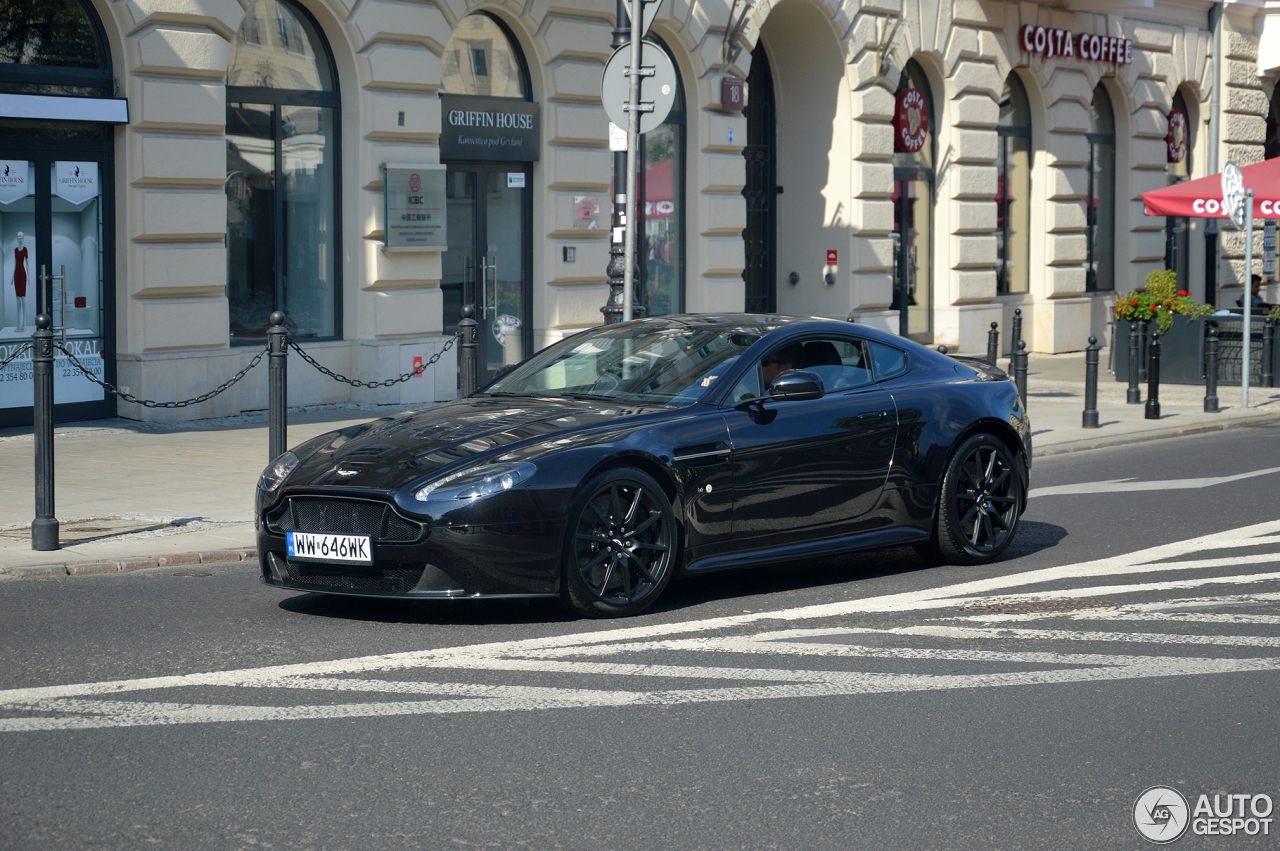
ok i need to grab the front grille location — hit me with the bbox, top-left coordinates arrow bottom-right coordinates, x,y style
285,562 -> 426,594
267,497 -> 424,543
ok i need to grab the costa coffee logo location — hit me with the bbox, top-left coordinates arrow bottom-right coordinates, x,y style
894,88 -> 929,154
1019,25 -> 1133,65
1192,198 -> 1280,215
1166,111 -> 1188,164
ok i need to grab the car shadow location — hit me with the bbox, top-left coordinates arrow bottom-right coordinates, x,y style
275,521 -> 1069,625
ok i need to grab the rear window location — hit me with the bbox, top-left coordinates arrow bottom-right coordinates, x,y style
868,341 -> 907,380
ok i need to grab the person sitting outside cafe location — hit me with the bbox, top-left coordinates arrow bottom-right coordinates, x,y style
1237,274 -> 1270,311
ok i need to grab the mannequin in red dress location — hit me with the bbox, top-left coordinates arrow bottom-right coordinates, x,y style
11,231 -> 27,331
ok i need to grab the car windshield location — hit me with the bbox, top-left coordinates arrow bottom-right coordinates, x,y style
483,322 -> 761,405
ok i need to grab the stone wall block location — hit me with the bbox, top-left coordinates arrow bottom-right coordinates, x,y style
1046,200 -> 1086,232
129,243 -> 226,299
363,42 -> 440,90
1047,233 -> 1087,264
853,236 -> 894,272
549,60 -> 608,100
1225,115 -> 1266,145
850,86 -> 895,120
129,25 -> 230,77
540,16 -> 613,62
351,0 -> 449,51
1044,265 -> 1085,297
848,198 -> 895,233
131,134 -> 224,184
952,129 -> 999,163
850,123 -> 895,160
1129,79 -> 1170,112
954,268 -> 995,302
952,200 -> 995,233
851,161 -> 894,198
1046,131 -> 1089,165
132,189 -> 225,240
1045,68 -> 1093,106
368,92 -> 440,137
943,26 -> 981,72
1226,87 -> 1269,115
124,0 -> 247,38
1047,100 -> 1089,134
1223,143 -> 1264,166
949,60 -> 1002,97
1226,31 -> 1258,61
707,154 -> 746,188
1129,22 -> 1175,50
1048,165 -> 1088,198
952,234 -> 996,268
952,92 -> 998,127
136,79 -> 223,131
1132,107 -> 1169,138
548,102 -> 609,144
130,296 -> 228,352
952,0 -> 999,27
850,272 -> 893,310
951,163 -> 995,198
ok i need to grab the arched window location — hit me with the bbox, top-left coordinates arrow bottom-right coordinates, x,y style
892,59 -> 935,340
1165,90 -> 1192,288
0,0 -> 110,96
638,39 -> 684,316
997,73 -> 1032,295
1086,83 -> 1116,293
226,0 -> 340,343
441,13 -> 529,98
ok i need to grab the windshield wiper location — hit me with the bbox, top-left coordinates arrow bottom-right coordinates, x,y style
484,391 -> 540,398
560,392 -> 621,402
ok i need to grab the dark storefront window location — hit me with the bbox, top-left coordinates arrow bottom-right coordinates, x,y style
639,41 -> 684,317
1086,84 -> 1116,293
226,0 -> 340,343
1165,91 -> 1192,289
997,73 -> 1032,295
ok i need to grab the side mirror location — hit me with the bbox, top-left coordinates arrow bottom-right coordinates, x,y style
768,369 -> 824,401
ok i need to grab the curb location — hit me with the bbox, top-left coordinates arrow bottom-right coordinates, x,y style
0,548 -> 257,580
1033,412 -> 1280,457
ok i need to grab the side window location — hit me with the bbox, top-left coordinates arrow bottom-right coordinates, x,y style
796,338 -> 873,391
867,341 -> 907,380
729,364 -> 762,403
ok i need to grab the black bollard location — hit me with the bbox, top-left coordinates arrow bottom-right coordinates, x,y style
1145,332 -> 1161,420
1014,340 -> 1028,406
986,322 -> 999,366
1126,321 -> 1141,404
1011,309 -> 1023,364
1263,317 -> 1275,389
459,305 -> 479,397
1137,320 -> 1149,383
1204,322 -> 1220,413
937,344 -> 949,355
31,314 -> 58,551
267,311 -> 288,463
1082,335 -> 1100,428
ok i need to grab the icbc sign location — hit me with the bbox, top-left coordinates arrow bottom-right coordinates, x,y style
894,88 -> 928,153
1167,111 -> 1188,164
1019,25 -> 1133,64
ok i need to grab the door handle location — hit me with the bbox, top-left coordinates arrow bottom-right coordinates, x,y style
485,255 -> 498,315
855,411 -> 887,420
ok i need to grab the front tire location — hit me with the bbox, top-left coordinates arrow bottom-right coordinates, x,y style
930,433 -> 1024,565
562,468 -> 677,618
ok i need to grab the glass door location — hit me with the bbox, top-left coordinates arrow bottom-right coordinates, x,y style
892,171 -> 933,341
443,164 -> 531,383
0,147 -> 113,427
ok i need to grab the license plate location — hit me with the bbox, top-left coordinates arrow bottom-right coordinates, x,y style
286,532 -> 373,565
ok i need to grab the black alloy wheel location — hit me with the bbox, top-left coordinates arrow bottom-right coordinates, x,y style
563,468 -> 677,618
926,433 -> 1023,565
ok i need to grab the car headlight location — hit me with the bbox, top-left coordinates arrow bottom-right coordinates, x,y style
259,451 -> 300,492
414,462 -> 536,502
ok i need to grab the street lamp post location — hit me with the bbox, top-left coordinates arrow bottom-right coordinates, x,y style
602,0 -> 631,325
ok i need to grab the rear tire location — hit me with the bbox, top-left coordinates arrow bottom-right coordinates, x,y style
931,433 -> 1024,565
562,468 -> 677,618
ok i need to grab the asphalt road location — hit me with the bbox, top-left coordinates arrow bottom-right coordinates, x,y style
3,424 -> 1280,850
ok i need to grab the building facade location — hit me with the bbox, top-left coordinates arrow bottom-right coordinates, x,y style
0,0 -> 1273,425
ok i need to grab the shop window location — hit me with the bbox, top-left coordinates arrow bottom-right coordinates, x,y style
638,39 -> 685,317
441,14 -> 527,98
1165,90 -> 1192,289
997,73 -> 1032,296
1086,84 -> 1117,293
0,0 -> 111,97
226,0 -> 340,343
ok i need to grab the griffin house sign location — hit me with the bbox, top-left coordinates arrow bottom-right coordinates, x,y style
440,94 -> 540,162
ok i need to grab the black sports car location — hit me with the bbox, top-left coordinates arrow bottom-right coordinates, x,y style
257,315 -> 1030,617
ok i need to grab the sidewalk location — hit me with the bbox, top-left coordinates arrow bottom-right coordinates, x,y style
2,349 -> 1277,578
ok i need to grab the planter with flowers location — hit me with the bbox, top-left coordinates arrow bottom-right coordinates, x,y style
1112,270 -> 1215,384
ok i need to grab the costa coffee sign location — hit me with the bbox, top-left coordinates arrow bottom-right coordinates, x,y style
894,88 -> 929,153
1019,25 -> 1133,64
1167,110 -> 1188,164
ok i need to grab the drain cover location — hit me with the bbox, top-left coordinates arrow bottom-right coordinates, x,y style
961,598 -> 1118,615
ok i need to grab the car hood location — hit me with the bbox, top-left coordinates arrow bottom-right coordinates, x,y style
288,396 -> 667,490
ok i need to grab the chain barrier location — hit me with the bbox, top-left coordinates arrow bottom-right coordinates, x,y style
54,342 -> 269,409
290,333 -> 460,388
0,343 -> 31,372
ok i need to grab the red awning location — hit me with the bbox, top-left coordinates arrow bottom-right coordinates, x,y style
1142,157 -> 1280,218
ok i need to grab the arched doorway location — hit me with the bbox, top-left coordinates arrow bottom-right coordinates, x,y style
892,60 -> 936,341
0,0 -> 124,427
439,13 -> 537,381
742,42 -> 777,314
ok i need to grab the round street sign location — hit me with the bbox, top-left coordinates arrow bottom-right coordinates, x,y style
601,40 -> 678,135
1222,161 -> 1246,229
